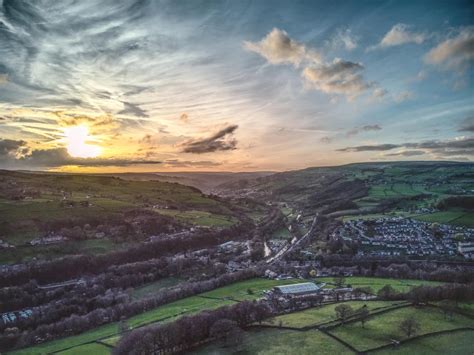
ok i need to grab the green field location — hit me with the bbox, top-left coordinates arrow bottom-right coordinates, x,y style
194,328 -> 353,355
11,277 -> 469,355
412,210 -> 474,227
266,301 -> 404,328
330,306 -> 474,352
153,208 -> 237,227
375,329 -> 474,355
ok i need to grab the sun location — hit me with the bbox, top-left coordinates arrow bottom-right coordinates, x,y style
63,125 -> 102,158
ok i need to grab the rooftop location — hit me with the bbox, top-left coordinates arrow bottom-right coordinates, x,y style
274,282 -> 320,295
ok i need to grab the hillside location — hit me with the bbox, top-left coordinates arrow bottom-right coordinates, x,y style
216,161 -> 474,227
0,170 -> 240,263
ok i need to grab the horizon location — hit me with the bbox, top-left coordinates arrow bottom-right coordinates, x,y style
0,0 -> 473,172
1,158 -> 473,175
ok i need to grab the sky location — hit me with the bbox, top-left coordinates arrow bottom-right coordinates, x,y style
0,0 -> 473,172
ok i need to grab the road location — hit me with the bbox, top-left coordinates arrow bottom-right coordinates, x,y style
265,214 -> 318,264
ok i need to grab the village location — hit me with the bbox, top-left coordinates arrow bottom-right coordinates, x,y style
335,217 -> 474,259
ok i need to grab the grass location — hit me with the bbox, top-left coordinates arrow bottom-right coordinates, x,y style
374,329 -> 474,355
153,209 -> 237,227
131,277 -> 182,300
266,301 -> 401,328
315,276 -> 443,293
193,328 -> 353,355
330,306 -> 474,352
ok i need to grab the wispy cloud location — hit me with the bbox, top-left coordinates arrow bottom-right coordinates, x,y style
424,27 -> 474,72
376,23 -> 428,48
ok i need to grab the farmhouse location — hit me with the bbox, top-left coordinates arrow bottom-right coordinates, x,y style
273,282 -> 321,296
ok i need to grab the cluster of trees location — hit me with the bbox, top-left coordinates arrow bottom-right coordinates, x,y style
38,209 -> 183,242
437,196 -> 474,210
318,257 -> 474,283
114,300 -> 271,354
1,269 -> 261,351
0,255 -> 212,333
377,283 -> 474,304
0,221 -> 253,288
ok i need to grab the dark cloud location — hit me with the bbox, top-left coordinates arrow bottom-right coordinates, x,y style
339,137 -> 474,158
385,150 -> 425,157
0,147 -> 161,168
346,124 -> 382,137
458,116 -> 474,132
118,102 -> 149,118
303,59 -> 374,99
181,124 -> 238,154
0,139 -> 28,157
338,143 -> 400,152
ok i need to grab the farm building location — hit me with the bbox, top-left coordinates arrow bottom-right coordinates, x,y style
273,282 -> 321,296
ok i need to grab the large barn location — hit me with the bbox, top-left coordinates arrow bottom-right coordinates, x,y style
273,282 -> 321,296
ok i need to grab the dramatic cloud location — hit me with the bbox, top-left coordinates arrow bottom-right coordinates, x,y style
379,23 -> 427,47
328,29 -> 358,51
0,139 -> 28,158
118,102 -> 149,118
425,27 -> 474,72
5,147 -> 162,167
303,59 -> 373,99
458,116 -> 474,133
181,124 -> 238,154
339,137 -> 474,158
244,28 -> 321,66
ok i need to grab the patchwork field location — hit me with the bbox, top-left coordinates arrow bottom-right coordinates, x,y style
9,277 -> 300,355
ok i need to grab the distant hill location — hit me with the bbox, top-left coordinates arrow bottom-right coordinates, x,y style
109,171 -> 274,194
215,161 -> 474,227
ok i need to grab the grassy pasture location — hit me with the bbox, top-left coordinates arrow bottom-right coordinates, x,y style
194,328 -> 353,355
330,306 -> 474,352
266,300 -> 400,328
374,329 -> 474,355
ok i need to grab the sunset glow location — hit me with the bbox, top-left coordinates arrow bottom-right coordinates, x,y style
63,126 -> 102,158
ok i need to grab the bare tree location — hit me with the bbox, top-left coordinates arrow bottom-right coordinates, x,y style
399,317 -> 420,338
335,304 -> 353,324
